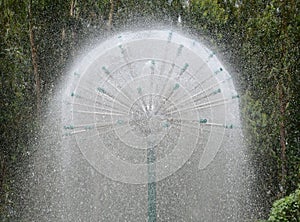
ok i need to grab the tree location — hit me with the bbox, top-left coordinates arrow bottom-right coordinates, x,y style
0,0 -> 35,218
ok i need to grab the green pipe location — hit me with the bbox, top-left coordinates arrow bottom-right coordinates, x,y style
147,142 -> 156,222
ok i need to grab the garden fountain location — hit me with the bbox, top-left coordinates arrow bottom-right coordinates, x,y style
24,30 -> 254,221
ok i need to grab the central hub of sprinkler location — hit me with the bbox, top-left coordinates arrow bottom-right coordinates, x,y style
129,94 -> 175,137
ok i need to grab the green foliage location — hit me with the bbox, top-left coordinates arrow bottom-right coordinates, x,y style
268,187 -> 300,222
186,0 -> 299,218
241,0 -> 300,193
186,0 -> 228,40
0,0 -> 37,219
241,92 -> 281,211
190,0 -> 228,24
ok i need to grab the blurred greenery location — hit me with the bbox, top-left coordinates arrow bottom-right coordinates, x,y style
0,0 -> 299,220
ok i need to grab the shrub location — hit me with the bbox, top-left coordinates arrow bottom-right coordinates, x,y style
268,186 -> 300,222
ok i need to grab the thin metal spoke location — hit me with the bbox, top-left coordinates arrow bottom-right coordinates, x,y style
118,45 -> 151,112
74,84 -> 130,113
70,102 -> 128,115
167,78 -> 230,112
156,44 -> 186,113
63,121 -> 128,137
165,97 -> 231,116
73,110 -> 126,117
70,91 -> 128,114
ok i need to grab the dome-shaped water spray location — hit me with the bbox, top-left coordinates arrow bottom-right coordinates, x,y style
63,30 -> 239,184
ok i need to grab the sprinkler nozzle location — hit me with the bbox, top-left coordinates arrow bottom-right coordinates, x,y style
199,118 -> 208,124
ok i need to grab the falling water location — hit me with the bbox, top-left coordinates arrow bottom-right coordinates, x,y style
23,30 -> 255,221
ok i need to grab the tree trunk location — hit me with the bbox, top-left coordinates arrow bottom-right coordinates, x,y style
107,0 -> 114,30
278,81 -> 287,194
28,0 -> 41,116
0,159 -> 6,195
70,0 -> 75,17
278,0 -> 289,195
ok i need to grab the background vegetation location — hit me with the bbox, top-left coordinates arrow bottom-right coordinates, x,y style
0,0 -> 299,220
